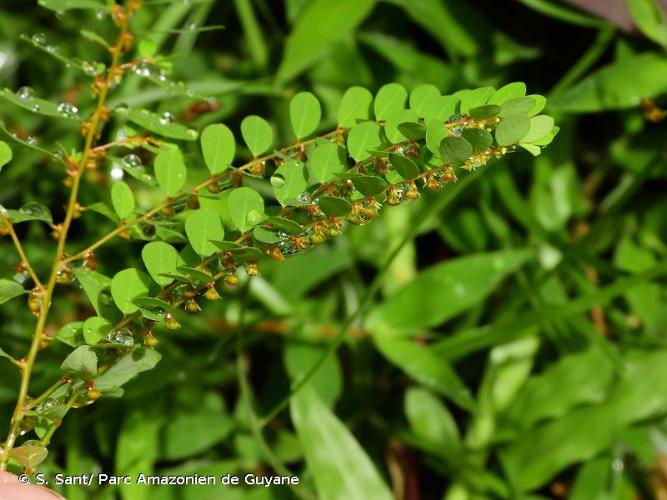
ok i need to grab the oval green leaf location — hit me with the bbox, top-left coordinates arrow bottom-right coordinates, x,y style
440,136 -> 473,163
272,160 -> 309,206
227,187 -> 265,232
308,141 -> 346,183
290,91 -> 321,139
373,83 -> 408,121
347,122 -> 383,162
240,115 -> 273,157
496,115 -> 531,146
201,123 -> 235,174
337,86 -> 373,127
185,208 -> 225,256
142,241 -> 184,286
110,268 -> 153,315
110,181 -> 135,219
154,146 -> 187,197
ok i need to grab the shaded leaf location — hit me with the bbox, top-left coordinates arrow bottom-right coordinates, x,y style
61,345 -> 98,377
495,115 -> 531,146
318,196 -> 352,216
272,160 -> 309,206
111,181 -> 135,219
154,147 -> 187,197
142,241 -> 184,286
110,268 -> 153,315
116,108 -> 197,141
227,187 -> 265,232
0,279 -> 26,305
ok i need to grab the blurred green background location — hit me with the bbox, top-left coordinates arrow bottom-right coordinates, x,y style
1,0 -> 667,499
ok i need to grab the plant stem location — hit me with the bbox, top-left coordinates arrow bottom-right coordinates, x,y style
0,11 -> 130,469
0,214 -> 43,288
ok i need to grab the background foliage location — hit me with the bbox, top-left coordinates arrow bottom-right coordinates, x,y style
1,0 -> 667,499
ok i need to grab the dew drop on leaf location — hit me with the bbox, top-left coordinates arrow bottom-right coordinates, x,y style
122,154 -> 142,168
57,102 -> 78,118
270,175 -> 285,188
298,192 -> 312,204
106,328 -> 134,347
159,112 -> 175,125
16,86 -> 34,101
31,33 -> 46,46
246,209 -> 263,225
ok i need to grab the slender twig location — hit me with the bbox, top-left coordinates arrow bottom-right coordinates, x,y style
0,214 -> 43,288
1,8 -> 131,469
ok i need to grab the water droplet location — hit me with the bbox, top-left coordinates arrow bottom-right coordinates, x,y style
26,136 -> 37,145
106,328 -> 134,347
19,202 -> 47,218
82,61 -> 97,76
57,102 -> 78,118
133,61 -> 156,78
122,154 -> 142,168
31,33 -> 47,46
0,204 -> 8,217
159,111 -> 175,125
46,45 -> 58,54
157,71 -> 167,82
99,291 -> 112,305
16,86 -> 34,101
116,128 -> 128,141
186,129 -> 198,140
246,210 -> 263,225
611,459 -> 624,472
270,175 -> 285,188
453,283 -> 466,297
298,192 -> 312,204
110,165 -> 124,181
95,8 -> 106,20
14,271 -> 28,284
31,103 -> 41,112
35,398 -> 59,414
188,22 -> 198,30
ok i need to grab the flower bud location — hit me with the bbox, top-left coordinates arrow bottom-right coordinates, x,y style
165,312 -> 181,330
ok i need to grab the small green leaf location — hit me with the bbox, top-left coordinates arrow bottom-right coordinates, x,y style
459,86 -> 494,114
111,181 -> 135,219
520,143 -> 542,156
83,316 -> 112,345
8,441 -> 48,468
351,175 -> 388,197
116,108 -> 197,140
347,122 -> 383,162
154,147 -> 187,197
54,321 -> 84,347
95,348 -> 161,392
500,96 -> 536,116
318,196 -> 352,216
227,187 -> 265,232
291,387 -> 393,500
384,108 -> 419,143
240,115 -> 273,157
71,268 -> 114,318
0,279 -> 26,305
496,115 -> 531,146
388,153 -> 420,180
308,141 -> 346,183
338,86 -> 373,127
468,104 -> 501,119
6,202 -> 53,224
440,136 -> 473,163
60,345 -> 98,377
627,0 -> 667,48
462,128 -> 493,152
289,91 -> 321,138
522,115 -> 556,143
38,0 -> 103,13
527,94 -> 547,117
488,82 -> 527,105
272,160 -> 309,206
111,268 -> 153,315
142,241 -> 184,286
0,88 -> 80,121
185,208 -> 225,256
409,84 -> 441,119
374,83 -> 408,121
0,141 -> 12,171
201,123 -> 235,174
405,387 -> 462,457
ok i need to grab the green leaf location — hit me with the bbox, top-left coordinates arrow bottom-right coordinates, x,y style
0,141 -> 12,171
83,316 -> 112,345
240,115 -> 273,157
308,141 -> 346,183
388,153 -> 419,180
337,86 -> 373,127
111,268 -> 153,315
164,410 -> 234,461
6,202 -> 53,224
71,268 -> 114,318
8,441 -> 48,468
95,348 -> 161,392
409,84 -> 441,119
201,123 -> 235,174
291,386 -> 393,500
38,0 -> 103,13
522,115 -> 555,144
384,108 -> 419,143
462,128 -> 493,153
61,345 -> 98,377
488,82 -> 527,105
496,115 -> 531,146
405,387 -> 461,456
142,241 -> 185,286
459,86 -> 494,114
284,343 -> 342,407
276,0 -> 375,82
376,338 -> 475,410
272,160 -> 309,206
468,104 -> 501,119
347,122 -> 383,162
426,118 -> 448,155
628,0 -> 667,48
289,91 -> 321,138
116,108 -> 197,141
373,83 -> 408,121
154,147 -> 187,197
318,196 -> 352,216
499,97 -> 536,116
551,53 -> 667,112
367,250 -> 531,336
351,175 -> 388,197
227,187 -> 265,232
110,181 -> 135,219
0,279 -> 26,305
0,88 -> 80,121
54,321 -> 84,347
185,208 -> 225,256
440,136 -> 473,163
